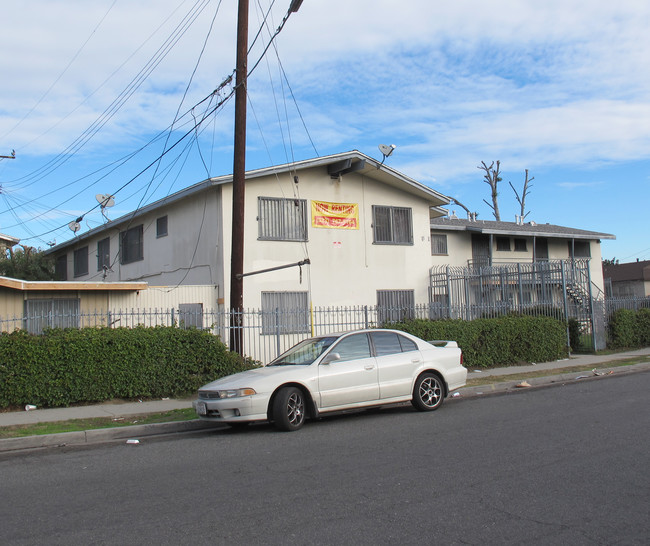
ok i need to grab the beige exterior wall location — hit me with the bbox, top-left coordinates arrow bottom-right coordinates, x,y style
108,285 -> 219,310
0,285 -> 221,332
0,288 -> 24,323
430,230 -> 472,268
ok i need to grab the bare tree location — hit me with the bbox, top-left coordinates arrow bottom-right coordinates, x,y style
478,160 -> 502,221
509,169 -> 534,221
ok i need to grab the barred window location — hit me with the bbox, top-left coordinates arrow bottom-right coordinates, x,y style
377,289 -> 415,324
258,197 -> 308,241
261,291 -> 310,334
73,247 -> 88,277
179,303 -> 203,329
97,237 -> 110,271
431,233 -> 448,255
514,238 -> 527,252
120,224 -> 144,264
570,241 -> 591,258
372,206 -> 413,245
25,299 -> 80,334
496,237 -> 511,251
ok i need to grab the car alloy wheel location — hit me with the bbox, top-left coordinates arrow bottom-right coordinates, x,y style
412,372 -> 444,411
273,386 -> 306,431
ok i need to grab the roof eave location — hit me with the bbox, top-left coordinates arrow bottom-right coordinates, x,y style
0,276 -> 147,291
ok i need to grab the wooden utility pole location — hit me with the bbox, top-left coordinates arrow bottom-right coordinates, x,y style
229,0 -> 249,355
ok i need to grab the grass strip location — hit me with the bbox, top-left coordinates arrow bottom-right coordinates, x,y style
0,408 -> 197,439
464,356 -> 650,387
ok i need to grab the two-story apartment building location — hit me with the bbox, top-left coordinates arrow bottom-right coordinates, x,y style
48,151 -> 617,315
48,151 -> 451,315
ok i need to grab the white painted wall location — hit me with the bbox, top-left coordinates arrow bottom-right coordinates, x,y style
220,166 -> 438,308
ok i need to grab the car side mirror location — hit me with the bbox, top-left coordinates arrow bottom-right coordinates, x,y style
321,352 -> 341,365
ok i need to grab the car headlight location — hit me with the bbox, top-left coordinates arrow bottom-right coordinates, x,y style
217,388 -> 256,398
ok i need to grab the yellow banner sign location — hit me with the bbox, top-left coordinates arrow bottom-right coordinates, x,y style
311,200 -> 359,229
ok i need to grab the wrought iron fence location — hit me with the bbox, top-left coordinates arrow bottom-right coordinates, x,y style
3,295 -> 649,362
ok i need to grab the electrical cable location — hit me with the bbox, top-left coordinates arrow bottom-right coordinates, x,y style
16,0 -> 301,246
0,0 -> 118,142
5,0 -> 213,189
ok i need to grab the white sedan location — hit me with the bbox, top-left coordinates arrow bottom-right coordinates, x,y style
193,329 -> 467,431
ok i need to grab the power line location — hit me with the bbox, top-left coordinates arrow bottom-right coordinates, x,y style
4,0 -> 214,190
0,0 -> 118,143
15,0 -> 303,245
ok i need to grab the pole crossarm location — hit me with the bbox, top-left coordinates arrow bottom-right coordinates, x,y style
236,259 -> 311,279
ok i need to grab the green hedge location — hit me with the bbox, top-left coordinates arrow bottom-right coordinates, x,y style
608,308 -> 650,349
391,315 -> 569,368
0,326 -> 254,409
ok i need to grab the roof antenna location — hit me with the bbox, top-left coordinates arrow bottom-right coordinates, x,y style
377,144 -> 396,168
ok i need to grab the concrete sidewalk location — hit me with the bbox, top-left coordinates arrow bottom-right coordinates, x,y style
1,347 -> 649,453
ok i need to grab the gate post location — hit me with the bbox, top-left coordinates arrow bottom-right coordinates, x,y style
561,260 -> 571,353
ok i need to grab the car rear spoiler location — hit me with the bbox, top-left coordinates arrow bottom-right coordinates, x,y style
427,340 -> 459,348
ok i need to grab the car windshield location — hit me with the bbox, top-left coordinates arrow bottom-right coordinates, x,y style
268,336 -> 338,366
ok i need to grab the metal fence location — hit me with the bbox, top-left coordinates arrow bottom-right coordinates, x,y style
429,259 -> 606,349
3,295 -> 649,363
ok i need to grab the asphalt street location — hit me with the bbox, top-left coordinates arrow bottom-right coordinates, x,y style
1,370 -> 648,545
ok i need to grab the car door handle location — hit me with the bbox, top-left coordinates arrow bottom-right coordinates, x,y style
364,364 -> 375,370
411,358 -> 421,363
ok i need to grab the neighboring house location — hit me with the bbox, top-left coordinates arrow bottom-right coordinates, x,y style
0,276 -> 146,333
430,216 -> 615,296
0,232 -> 19,254
46,151 -> 451,314
603,260 -> 650,298
0,275 -> 220,334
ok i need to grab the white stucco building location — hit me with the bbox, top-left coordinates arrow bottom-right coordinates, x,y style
46,150 -> 615,319
47,151 -> 451,313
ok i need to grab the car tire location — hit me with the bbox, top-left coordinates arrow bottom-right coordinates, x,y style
272,387 -> 306,431
411,372 -> 444,412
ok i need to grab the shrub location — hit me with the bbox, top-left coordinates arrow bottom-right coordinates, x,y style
0,326 -> 254,409
608,307 -> 650,349
392,315 -> 568,368
607,309 -> 639,349
567,318 -> 583,352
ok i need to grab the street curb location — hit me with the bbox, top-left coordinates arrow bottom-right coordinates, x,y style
0,419 -> 219,454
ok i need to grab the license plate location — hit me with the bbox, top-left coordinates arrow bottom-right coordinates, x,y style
196,401 -> 207,416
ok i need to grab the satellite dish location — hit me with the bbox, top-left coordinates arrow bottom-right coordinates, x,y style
68,221 -> 81,234
377,144 -> 396,167
96,194 -> 115,208
378,144 -> 396,157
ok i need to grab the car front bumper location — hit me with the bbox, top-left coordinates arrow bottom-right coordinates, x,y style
193,394 -> 269,423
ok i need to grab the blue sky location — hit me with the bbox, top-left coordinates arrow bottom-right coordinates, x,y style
1,0 -> 649,262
